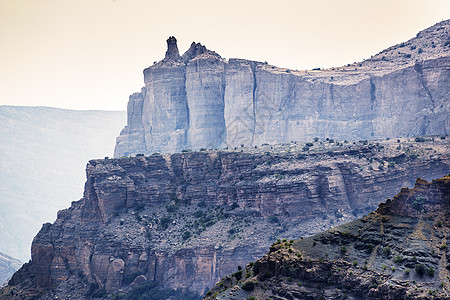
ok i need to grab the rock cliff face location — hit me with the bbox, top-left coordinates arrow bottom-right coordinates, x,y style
206,175 -> 450,300
2,138 -> 450,299
114,20 -> 450,157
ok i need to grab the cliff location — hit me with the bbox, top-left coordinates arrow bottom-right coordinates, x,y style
114,20 -> 450,157
0,106 -> 126,261
2,137 -> 449,299
206,175 -> 450,300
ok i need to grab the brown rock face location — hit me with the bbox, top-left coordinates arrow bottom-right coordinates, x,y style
115,20 -> 450,157
3,139 -> 450,299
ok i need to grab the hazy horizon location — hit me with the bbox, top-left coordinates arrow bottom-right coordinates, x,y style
1,0 -> 449,111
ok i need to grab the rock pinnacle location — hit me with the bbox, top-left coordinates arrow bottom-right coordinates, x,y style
164,36 -> 180,60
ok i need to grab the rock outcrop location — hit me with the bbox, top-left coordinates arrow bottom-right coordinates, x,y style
114,20 -> 450,157
2,138 -> 449,299
206,175 -> 450,300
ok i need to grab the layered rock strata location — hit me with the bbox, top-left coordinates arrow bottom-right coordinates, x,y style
115,20 -> 450,157
2,138 -> 450,299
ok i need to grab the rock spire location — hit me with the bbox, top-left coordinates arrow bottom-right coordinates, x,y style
164,36 -> 180,60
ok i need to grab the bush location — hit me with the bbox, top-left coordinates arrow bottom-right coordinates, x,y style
340,246 -> 347,253
230,202 -> 239,210
182,231 -> 191,240
415,263 -> 425,275
268,216 -> 279,224
228,228 -> 237,235
394,254 -> 403,263
241,281 -> 257,291
232,271 -> 242,280
159,217 -> 172,230
414,137 -> 426,142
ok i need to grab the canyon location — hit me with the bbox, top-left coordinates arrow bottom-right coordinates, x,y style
1,137 -> 449,299
115,20 -> 450,157
1,20 -> 449,300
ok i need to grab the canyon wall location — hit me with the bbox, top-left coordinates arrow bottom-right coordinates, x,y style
114,21 -> 450,157
6,139 -> 450,298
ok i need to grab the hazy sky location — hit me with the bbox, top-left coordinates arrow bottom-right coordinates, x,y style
0,0 -> 449,111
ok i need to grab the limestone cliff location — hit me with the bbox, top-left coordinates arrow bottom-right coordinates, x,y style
2,138 -> 450,299
206,175 -> 450,300
114,20 -> 450,157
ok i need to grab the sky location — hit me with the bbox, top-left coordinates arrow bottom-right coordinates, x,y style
0,0 -> 449,111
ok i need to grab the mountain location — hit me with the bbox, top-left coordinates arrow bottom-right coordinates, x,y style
206,175 -> 450,300
0,252 -> 21,287
1,137 -> 449,299
114,20 -> 450,157
0,106 -> 126,261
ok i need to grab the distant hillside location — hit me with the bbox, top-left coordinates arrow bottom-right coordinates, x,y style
0,252 -> 21,287
0,106 -> 126,261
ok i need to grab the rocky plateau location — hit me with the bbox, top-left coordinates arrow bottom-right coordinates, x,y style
115,20 -> 450,157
